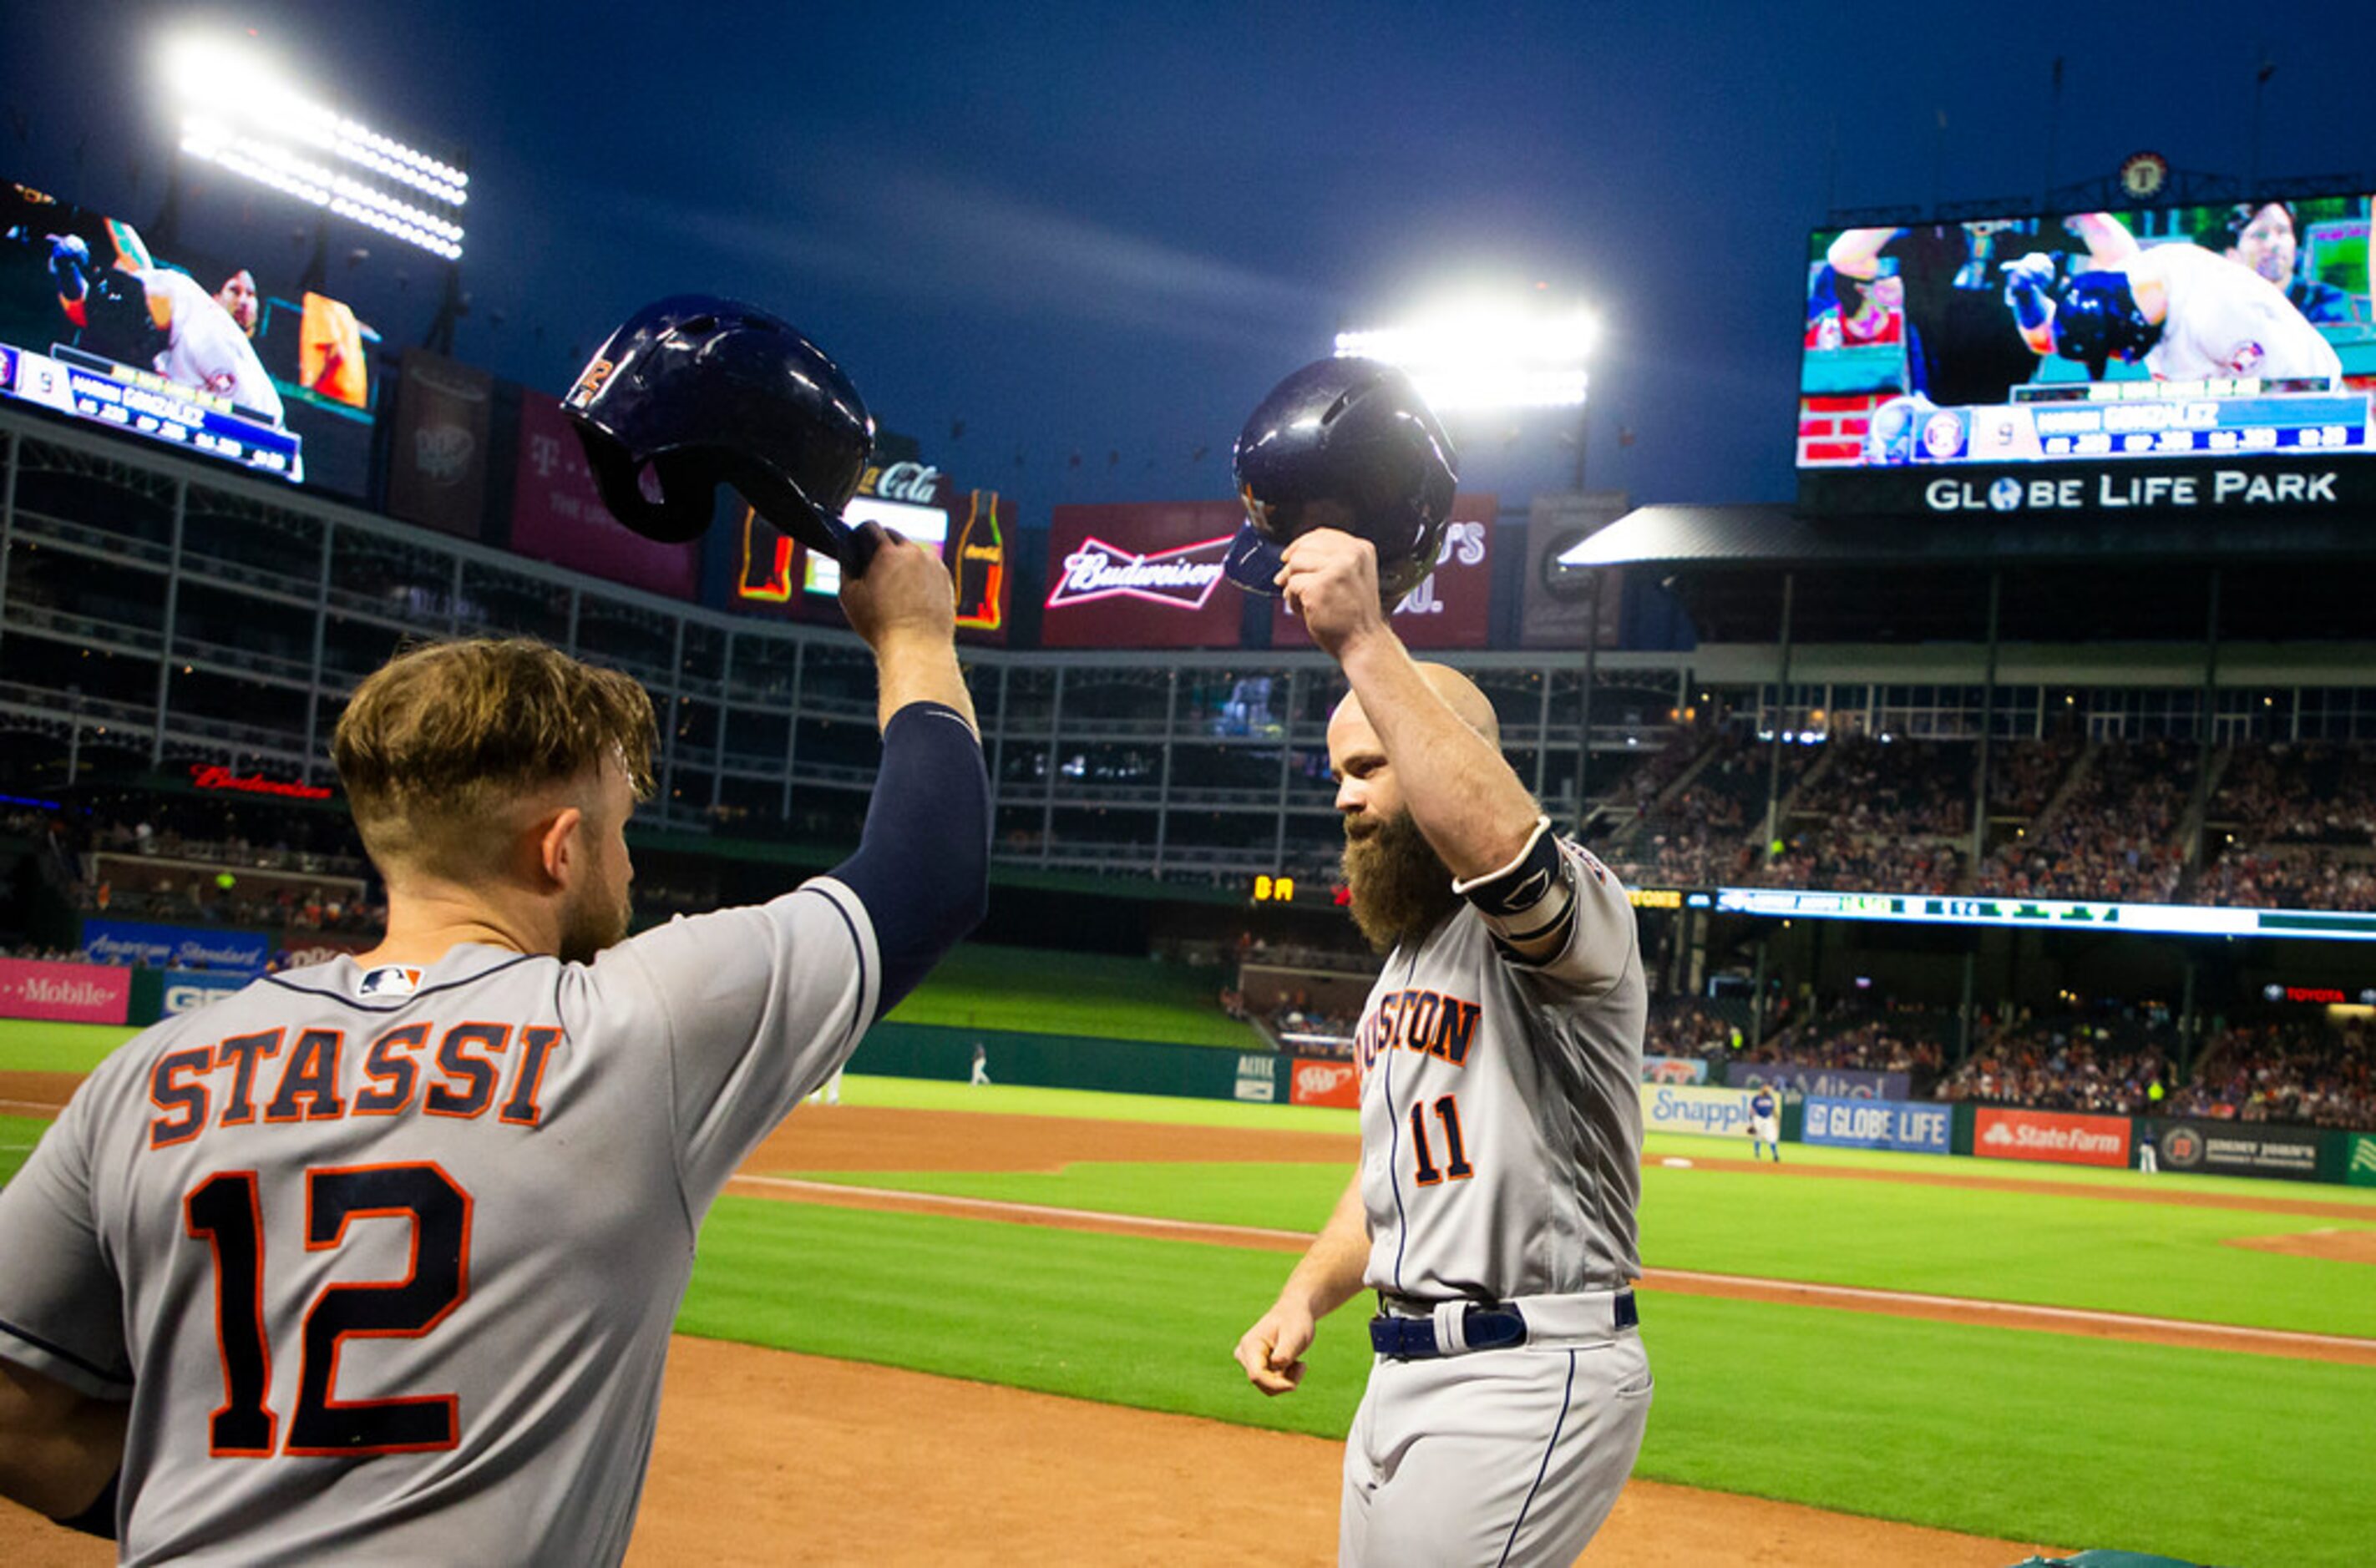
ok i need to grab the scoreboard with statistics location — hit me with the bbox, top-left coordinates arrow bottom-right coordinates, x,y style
1794,191 -> 2376,517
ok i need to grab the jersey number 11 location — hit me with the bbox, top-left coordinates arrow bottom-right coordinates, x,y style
1407,1095 -> 1474,1186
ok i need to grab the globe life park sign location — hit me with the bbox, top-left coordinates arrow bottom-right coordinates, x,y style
1923,465 -> 2346,513
1800,454 -> 2376,518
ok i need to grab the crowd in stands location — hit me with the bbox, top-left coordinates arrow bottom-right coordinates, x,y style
1743,998 -> 1952,1093
1710,989 -> 2375,1131
2192,742 -> 2376,912
1977,739 -> 2195,903
1643,997 -> 1741,1060
2171,1015 -> 2376,1130
1933,1003 -> 2178,1115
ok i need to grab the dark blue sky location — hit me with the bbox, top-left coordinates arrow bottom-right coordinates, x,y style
7,0 -> 2368,518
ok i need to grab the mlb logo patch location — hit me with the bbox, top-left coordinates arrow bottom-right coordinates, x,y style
358,965 -> 423,999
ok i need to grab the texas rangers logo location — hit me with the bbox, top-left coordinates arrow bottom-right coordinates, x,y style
2224,341 -> 2267,376
1046,534 -> 1233,610
2159,1125 -> 2204,1169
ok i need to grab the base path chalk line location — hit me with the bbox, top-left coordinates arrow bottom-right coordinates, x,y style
727,1174 -> 2376,1365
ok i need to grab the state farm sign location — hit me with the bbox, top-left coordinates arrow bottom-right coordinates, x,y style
1290,1058 -> 1360,1109
1974,1107 -> 2133,1169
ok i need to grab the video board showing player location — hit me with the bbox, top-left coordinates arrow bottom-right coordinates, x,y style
0,180 -> 380,488
1797,195 -> 2373,471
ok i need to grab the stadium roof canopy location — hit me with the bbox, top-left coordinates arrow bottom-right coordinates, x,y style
1572,503 -> 2376,644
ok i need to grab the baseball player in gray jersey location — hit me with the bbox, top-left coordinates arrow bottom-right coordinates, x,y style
0,531 -> 988,1562
1234,528 -> 1651,1566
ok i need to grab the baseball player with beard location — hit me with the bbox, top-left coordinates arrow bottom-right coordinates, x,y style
1234,527 -> 1651,1566
0,532 -> 986,1560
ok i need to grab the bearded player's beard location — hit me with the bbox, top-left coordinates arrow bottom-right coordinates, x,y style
1342,809 -> 1462,954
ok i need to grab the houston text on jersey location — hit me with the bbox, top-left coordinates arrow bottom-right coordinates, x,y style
1354,987 -> 1482,1074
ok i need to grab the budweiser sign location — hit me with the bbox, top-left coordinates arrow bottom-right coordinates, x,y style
190,764 -> 334,802
1046,534 -> 1232,610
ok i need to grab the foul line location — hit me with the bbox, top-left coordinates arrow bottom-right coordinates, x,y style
729,1175 -> 2376,1364
727,1173 -> 1315,1242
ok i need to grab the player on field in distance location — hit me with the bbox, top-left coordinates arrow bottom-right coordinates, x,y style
0,532 -> 986,1562
1749,1082 -> 1782,1162
1233,518 -> 1652,1565
2002,210 -> 2343,383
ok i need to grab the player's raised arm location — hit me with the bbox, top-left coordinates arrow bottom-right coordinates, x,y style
1279,530 -> 1536,883
1826,226 -> 1904,280
828,525 -> 990,1014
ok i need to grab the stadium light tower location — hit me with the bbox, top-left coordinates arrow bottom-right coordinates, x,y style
157,33 -> 469,262
1334,292 -> 1597,488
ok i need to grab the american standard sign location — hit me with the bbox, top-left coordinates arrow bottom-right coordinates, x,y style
1045,534 -> 1232,610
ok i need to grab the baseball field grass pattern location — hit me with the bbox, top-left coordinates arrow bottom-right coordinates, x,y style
8,1020 -> 2375,1563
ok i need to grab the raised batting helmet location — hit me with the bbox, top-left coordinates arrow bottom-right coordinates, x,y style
563,295 -> 875,559
2051,271 -> 2159,381
1223,356 -> 1459,609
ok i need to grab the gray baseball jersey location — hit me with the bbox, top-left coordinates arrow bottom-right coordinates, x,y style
1339,832 -> 1652,1568
0,878 -> 879,1566
1352,835 -> 1646,1301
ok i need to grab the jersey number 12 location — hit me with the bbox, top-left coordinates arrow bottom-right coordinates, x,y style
185,1161 -> 472,1458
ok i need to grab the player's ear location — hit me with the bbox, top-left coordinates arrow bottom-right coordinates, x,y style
535,807 -> 585,890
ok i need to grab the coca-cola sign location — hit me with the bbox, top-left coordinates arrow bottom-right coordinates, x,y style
1046,534 -> 1233,610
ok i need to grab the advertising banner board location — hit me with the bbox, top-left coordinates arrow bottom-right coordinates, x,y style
1974,1107 -> 2131,1167
0,959 -> 131,1024
1639,1083 -> 1760,1139
1725,1063 -> 1911,1101
1802,1096 -> 1953,1153
1289,1057 -> 1361,1108
2150,1120 -> 2323,1181
82,918 -> 271,978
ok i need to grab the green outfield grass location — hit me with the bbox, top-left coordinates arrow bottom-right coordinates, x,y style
0,1019 -> 142,1073
8,1059 -> 2376,1561
788,1156 -> 2376,1338
882,941 -> 1262,1047
681,1196 -> 2375,1566
0,1113 -> 43,1186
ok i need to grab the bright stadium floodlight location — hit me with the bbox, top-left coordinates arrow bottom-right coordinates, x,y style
1334,296 -> 1595,412
160,34 -> 468,260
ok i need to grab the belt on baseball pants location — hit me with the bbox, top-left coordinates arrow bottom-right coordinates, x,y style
1368,1288 -> 1639,1360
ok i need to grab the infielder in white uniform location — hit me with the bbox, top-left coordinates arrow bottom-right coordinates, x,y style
0,532 -> 987,1562
2005,211 -> 2343,384
1234,527 -> 1651,1567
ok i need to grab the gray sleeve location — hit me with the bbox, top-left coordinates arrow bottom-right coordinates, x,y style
0,1084 -> 132,1399
583,877 -> 880,1216
1454,825 -> 1638,997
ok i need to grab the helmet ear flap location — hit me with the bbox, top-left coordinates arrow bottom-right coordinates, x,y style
575,429 -> 717,544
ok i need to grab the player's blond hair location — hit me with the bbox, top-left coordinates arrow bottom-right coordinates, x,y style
333,638 -> 656,880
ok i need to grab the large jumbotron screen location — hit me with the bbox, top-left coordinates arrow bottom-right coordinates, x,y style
1796,195 -> 2373,493
0,180 -> 380,490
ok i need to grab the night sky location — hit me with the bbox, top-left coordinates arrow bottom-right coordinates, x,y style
5,0 -> 2367,521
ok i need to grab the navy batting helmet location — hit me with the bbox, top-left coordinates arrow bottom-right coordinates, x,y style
1223,356 -> 1459,609
2051,271 -> 2160,381
563,295 -> 875,559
